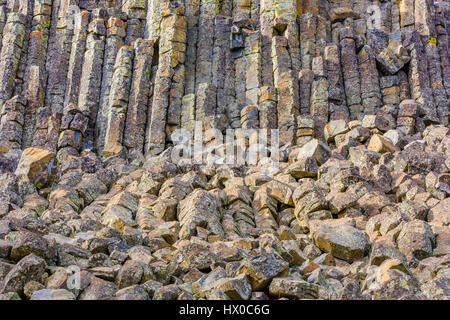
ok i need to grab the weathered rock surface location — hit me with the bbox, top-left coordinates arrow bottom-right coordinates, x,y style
0,0 -> 448,301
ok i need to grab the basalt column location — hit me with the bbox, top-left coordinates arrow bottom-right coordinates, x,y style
102,45 -> 134,157
0,13 -> 25,112
435,5 -> 450,125
41,0 -> 78,151
325,44 -> 348,121
340,25 -> 362,120
0,1 -> 6,53
96,9 -> 126,154
179,0 -> 200,134
358,44 -> 382,116
64,10 -> 90,109
123,0 -> 147,45
0,96 -> 26,159
123,39 -> 154,159
78,13 -> 107,150
310,56 -> 329,141
0,11 -> 26,159
405,31 -> 438,126
272,34 -> 299,147
24,0 -> 53,149
194,0 -> 217,144
260,0 -> 275,88
213,12 -> 234,133
146,0 -> 186,156
56,10 -> 90,165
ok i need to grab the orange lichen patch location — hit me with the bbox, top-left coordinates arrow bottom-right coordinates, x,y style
30,31 -> 42,40
246,106 -> 256,112
170,88 -> 178,95
107,17 -> 122,28
82,34 -> 86,38
56,29 -> 64,32
97,19 -> 104,23
432,82 -> 442,87
107,25 -> 117,36
80,11 -> 88,16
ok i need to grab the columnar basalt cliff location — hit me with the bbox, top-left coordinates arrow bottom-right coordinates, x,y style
0,0 -> 448,300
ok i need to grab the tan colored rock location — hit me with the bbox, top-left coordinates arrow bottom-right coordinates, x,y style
367,134 -> 400,153
286,156 -> 318,179
312,224 -> 370,263
15,148 -> 56,188
324,120 -> 349,142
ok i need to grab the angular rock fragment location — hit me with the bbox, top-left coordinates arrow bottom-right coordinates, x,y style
312,224 -> 370,263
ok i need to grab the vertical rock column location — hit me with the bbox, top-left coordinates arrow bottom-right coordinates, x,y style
0,1 -> 7,53
213,14 -> 234,132
435,5 -> 450,125
340,26 -> 362,120
380,75 -> 400,116
166,17 -> 187,140
183,0 -> 200,96
398,70 -> 411,101
0,96 -> 26,157
103,45 -> 134,157
78,14 -> 107,150
260,0 -> 275,88
391,0 -> 401,33
231,0 -> 250,129
194,0 -> 217,143
180,0 -> 200,134
296,115 -> 315,147
272,35 -> 299,146
414,0 -> 447,124
405,32 -> 438,125
123,39 -> 154,158
358,44 -> 382,116
310,56 -> 329,141
146,0 -> 186,155
275,0 -> 301,83
123,0 -> 147,45
424,30 -> 448,125
145,0 -> 161,41
414,0 -> 435,37
299,13 -> 316,70
400,0 -> 415,34
244,30 -> 261,109
315,15 -> 329,61
325,44 -> 348,121
0,11 -> 26,159
64,10 -> 90,109
379,0 -> 393,34
24,0 -> 53,149
298,69 -> 313,115
0,13 -> 25,109
96,9 -> 126,154
258,85 -> 277,132
56,10 -> 90,164
11,0 -> 34,101
41,0 -> 77,151
397,99 -> 418,135
298,13 -> 316,118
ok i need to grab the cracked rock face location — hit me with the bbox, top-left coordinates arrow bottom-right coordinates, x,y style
0,0 -> 449,300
